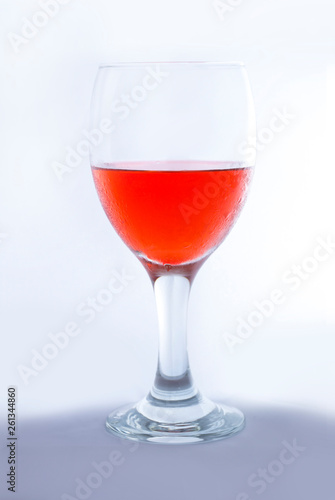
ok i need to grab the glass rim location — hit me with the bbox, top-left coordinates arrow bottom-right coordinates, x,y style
98,61 -> 245,69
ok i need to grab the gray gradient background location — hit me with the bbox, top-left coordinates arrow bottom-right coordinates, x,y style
1,0 -> 335,498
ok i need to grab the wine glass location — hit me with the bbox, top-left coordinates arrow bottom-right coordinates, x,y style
89,62 -> 256,444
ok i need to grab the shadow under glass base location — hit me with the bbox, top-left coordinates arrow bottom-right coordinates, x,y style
106,392 -> 245,444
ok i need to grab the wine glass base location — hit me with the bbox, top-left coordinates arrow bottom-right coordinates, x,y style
106,394 -> 245,444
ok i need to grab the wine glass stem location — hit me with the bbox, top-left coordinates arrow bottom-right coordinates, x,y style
151,275 -> 197,402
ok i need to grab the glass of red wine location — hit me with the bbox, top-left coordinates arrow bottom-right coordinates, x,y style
89,62 -> 256,444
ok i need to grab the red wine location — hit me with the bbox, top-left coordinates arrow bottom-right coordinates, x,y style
92,162 -> 252,272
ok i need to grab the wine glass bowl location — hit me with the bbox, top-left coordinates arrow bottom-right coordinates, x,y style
92,161 -> 252,281
89,62 -> 255,443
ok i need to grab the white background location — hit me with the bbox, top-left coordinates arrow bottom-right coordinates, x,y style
0,0 -> 335,422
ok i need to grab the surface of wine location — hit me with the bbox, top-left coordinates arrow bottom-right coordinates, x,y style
92,162 -> 252,266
